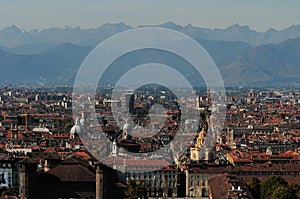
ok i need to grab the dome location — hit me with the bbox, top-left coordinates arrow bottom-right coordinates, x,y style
70,119 -> 82,135
266,146 -> 273,155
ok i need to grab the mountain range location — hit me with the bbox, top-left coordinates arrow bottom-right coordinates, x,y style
1,22 -> 300,87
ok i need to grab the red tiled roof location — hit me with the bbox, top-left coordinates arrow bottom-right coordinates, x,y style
75,151 -> 91,159
6,130 -> 25,139
45,147 -> 56,153
283,150 -> 299,156
52,133 -> 69,139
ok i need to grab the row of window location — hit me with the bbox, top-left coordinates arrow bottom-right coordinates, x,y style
231,171 -> 300,175
190,180 -> 207,187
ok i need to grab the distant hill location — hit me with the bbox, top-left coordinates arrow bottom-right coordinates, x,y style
0,43 -> 92,84
0,23 -> 132,53
1,22 -> 300,87
221,38 -> 300,86
2,22 -> 300,54
195,39 -> 252,66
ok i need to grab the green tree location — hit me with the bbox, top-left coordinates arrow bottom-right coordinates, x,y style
248,177 -> 261,199
260,176 -> 288,199
64,116 -> 73,129
136,179 -> 147,198
288,183 -> 300,199
125,179 -> 147,199
125,179 -> 138,199
271,186 -> 298,199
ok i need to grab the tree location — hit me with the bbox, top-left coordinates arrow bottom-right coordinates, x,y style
288,183 -> 300,199
125,179 -> 147,199
260,176 -> 288,199
248,177 -> 261,199
125,179 -> 138,199
136,179 -> 147,198
271,186 -> 298,199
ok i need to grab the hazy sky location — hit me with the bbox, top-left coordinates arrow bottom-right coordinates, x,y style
1,0 -> 300,31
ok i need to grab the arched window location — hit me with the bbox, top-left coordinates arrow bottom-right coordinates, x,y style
202,188 -> 208,197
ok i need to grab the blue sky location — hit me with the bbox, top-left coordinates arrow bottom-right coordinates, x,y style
1,0 -> 300,31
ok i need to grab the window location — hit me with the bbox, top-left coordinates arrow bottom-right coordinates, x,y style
202,188 -> 208,197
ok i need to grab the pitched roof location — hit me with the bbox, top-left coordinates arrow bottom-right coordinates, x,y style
19,157 -> 41,164
48,164 -> 95,182
47,155 -> 95,182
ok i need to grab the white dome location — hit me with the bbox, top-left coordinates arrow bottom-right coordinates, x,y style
70,119 -> 82,134
266,146 -> 273,155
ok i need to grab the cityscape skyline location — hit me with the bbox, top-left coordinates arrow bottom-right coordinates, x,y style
0,85 -> 299,198
0,1 -> 300,198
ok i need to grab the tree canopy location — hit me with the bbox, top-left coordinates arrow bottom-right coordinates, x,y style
125,179 -> 147,199
260,175 -> 299,199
